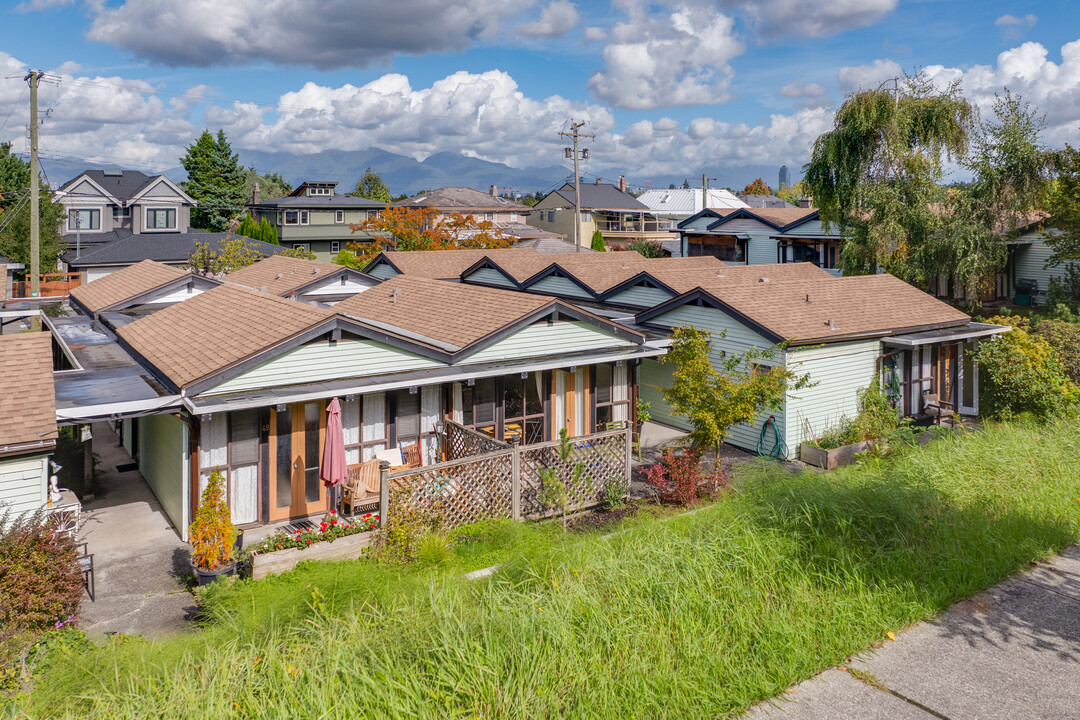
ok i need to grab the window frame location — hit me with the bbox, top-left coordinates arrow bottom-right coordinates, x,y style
335,210 -> 344,223
284,210 -> 300,225
67,208 -> 101,232
330,241 -> 340,253
300,210 -> 310,225
144,206 -> 178,232
500,372 -> 546,445
592,363 -> 630,430
292,243 -> 310,253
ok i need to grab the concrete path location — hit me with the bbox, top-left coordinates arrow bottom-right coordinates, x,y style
747,545 -> 1080,720
78,423 -> 196,637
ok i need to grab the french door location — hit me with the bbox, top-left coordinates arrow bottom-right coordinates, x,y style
268,402 -> 326,521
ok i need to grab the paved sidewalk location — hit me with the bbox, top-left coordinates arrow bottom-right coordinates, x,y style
747,545 -> 1080,719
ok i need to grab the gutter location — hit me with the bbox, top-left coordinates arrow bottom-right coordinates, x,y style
0,438 -> 57,458
56,395 -> 183,424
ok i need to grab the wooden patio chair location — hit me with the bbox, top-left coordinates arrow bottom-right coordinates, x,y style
400,442 -> 422,469
922,393 -> 954,425
342,459 -> 381,517
74,541 -> 94,602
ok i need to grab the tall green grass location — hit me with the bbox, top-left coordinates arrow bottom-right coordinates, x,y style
21,420 -> 1080,719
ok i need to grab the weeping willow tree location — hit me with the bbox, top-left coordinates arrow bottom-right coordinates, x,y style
804,74 -> 977,291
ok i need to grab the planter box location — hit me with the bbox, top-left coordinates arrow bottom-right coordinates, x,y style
250,530 -> 374,580
799,441 -> 874,470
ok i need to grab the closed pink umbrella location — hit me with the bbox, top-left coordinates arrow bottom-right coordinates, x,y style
320,397 -> 347,514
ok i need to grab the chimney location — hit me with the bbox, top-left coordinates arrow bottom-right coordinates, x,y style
595,177 -> 602,185
252,180 -> 261,205
489,184 -> 498,197
619,175 -> 626,193
799,197 -> 812,209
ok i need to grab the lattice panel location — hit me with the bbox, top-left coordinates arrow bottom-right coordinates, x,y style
389,451 -> 515,528
518,431 -> 628,519
443,420 -> 510,462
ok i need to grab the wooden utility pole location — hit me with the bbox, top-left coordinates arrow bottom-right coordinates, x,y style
26,70 -> 44,328
702,173 -> 707,212
559,120 -> 594,252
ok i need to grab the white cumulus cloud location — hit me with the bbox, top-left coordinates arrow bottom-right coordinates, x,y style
837,58 -> 904,93
516,1 -> 579,38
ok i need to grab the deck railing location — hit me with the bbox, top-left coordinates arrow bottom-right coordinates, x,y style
382,425 -> 631,529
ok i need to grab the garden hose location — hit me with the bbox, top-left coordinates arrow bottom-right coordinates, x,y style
757,415 -> 785,460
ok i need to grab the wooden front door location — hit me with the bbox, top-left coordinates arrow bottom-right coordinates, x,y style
268,402 -> 326,521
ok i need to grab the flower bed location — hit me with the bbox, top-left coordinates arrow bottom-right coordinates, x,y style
249,511 -> 379,580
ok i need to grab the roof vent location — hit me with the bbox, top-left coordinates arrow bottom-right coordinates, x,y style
312,268 -> 320,275
716,270 -> 725,278
825,318 -> 836,330
389,288 -> 402,305
805,293 -> 814,305
758,277 -> 769,283
275,273 -> 283,280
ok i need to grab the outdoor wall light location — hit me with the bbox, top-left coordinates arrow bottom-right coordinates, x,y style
275,404 -> 287,412
409,386 -> 418,394
467,378 -> 476,386
569,365 -> 577,373
520,371 -> 528,378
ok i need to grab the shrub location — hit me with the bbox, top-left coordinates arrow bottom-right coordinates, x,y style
641,447 -> 729,505
1032,318 -> 1080,383
188,471 -> 237,571
369,485 -> 443,565
538,428 -> 589,529
590,229 -> 606,252
974,315 -> 1080,420
628,238 -> 665,258
1046,264 -> 1080,308
0,508 -> 83,632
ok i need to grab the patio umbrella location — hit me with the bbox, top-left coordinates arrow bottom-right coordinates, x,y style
320,397 -> 347,515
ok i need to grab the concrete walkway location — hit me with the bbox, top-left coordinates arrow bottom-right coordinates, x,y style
747,545 -> 1080,720
78,423 -> 196,637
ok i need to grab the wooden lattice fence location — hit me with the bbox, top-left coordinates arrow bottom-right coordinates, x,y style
442,420 -> 510,461
384,426 -> 631,529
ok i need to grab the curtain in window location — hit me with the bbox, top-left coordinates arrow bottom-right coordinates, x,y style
198,414 -> 228,499
230,465 -> 258,525
420,386 -> 440,465
342,397 -> 361,465
451,382 -> 463,424
362,393 -> 386,461
613,364 -> 629,422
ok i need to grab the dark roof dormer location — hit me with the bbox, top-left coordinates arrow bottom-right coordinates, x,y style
290,181 -> 338,198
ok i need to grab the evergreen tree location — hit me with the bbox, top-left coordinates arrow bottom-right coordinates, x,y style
590,228 -> 606,251
348,167 -> 393,203
234,213 -> 279,245
0,143 -> 66,274
258,216 -> 278,244
181,130 -> 246,231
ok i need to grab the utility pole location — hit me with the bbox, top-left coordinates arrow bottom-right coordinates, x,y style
560,120 -> 594,252
702,173 -> 707,212
25,69 -> 44,328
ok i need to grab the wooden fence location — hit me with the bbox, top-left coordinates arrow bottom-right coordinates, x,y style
380,422 -> 631,529
11,273 -> 81,299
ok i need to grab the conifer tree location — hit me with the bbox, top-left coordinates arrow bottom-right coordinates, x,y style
590,228 -> 606,251
181,130 -> 246,231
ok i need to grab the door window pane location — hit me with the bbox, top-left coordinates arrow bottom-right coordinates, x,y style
229,410 -> 259,465
525,372 -> 543,416
594,363 -> 612,404
275,410 -> 291,509
395,390 -> 421,443
474,379 -> 496,426
504,378 -> 523,419
304,403 -> 320,503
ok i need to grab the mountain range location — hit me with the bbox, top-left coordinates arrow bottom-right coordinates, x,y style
37,147 -> 786,197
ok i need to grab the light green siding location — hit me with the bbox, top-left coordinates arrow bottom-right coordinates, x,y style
639,359 -> 689,432
122,418 -> 134,456
465,267 -> 516,288
367,262 -> 399,280
0,455 -> 47,518
783,340 -> 881,453
1013,230 -> 1074,297
206,337 -> 443,395
528,274 -> 593,299
137,414 -> 188,539
463,321 -> 632,364
643,303 -> 787,456
606,283 -> 674,308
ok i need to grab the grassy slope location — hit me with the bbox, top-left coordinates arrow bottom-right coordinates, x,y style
22,420 -> 1080,719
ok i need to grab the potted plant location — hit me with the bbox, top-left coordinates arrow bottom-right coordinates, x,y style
188,470 -> 238,585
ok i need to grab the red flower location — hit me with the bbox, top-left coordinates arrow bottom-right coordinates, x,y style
330,509 -> 337,515
319,523 -> 328,532
330,519 -> 337,525
306,540 -> 312,545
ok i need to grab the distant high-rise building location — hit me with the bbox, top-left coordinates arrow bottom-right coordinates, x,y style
779,165 -> 791,189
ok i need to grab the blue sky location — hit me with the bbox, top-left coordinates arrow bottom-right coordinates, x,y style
0,0 -> 1077,185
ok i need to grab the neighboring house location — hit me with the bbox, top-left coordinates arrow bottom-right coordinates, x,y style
69,259 -> 221,319
0,333 -> 57,520
634,273 -> 1008,459
248,181 -> 385,261
0,255 -> 25,302
528,180 -> 674,248
63,232 -> 282,282
55,276 -> 660,536
677,206 -> 844,271
393,186 -> 565,245
225,254 -> 380,304
1000,218 -> 1076,304
737,194 -> 792,209
636,188 -> 747,231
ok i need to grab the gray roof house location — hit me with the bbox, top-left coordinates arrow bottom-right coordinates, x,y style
527,180 -> 676,249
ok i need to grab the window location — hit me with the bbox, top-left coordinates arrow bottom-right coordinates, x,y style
67,208 -> 100,231
501,372 -> 546,444
461,378 -> 497,438
112,205 -> 130,221
548,211 -> 555,223
484,212 -> 494,221
300,210 -> 310,225
307,187 -> 331,196
509,212 -> 517,222
145,208 -> 176,230
331,241 -> 340,253
284,210 -> 300,225
335,210 -> 344,223
292,243 -> 310,252
593,363 -> 630,428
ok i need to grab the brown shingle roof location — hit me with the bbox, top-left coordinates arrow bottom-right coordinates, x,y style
742,207 -> 817,227
691,274 -> 969,344
0,333 -> 57,451
335,274 -> 554,350
117,284 -> 332,389
377,249 -> 501,280
70,259 -> 189,314
225,254 -> 355,296
646,262 -> 833,294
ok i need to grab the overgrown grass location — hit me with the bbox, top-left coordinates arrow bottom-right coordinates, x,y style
19,420 -> 1080,719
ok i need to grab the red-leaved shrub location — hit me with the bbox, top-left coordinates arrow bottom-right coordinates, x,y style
642,448 -> 730,505
0,508 -> 83,631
